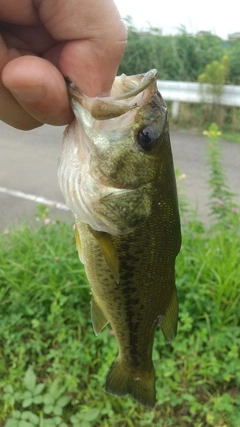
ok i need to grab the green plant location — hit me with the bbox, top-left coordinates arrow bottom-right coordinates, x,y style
70,408 -> 100,427
4,368 -> 70,427
198,56 -> 229,98
42,380 -> 70,416
5,410 -> 39,427
21,367 -> 45,407
203,122 -> 238,225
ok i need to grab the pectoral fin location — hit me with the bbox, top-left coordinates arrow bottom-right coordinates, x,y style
89,228 -> 119,283
91,294 -> 109,335
160,285 -> 178,343
75,224 -> 84,263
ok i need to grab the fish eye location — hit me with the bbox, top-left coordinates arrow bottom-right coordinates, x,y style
136,126 -> 160,152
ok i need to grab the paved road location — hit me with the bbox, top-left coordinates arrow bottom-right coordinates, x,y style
0,120 -> 240,230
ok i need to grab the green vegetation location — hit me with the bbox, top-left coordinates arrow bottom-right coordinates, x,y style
1,125 -> 240,426
222,131 -> 240,144
119,21 -> 240,85
198,56 -> 229,101
119,22 -> 240,132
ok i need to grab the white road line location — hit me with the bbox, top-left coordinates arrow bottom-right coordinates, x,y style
0,186 -> 70,211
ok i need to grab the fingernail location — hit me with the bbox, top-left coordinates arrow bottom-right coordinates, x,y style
9,86 -> 46,102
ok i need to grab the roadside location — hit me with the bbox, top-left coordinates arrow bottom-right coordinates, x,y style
0,121 -> 239,229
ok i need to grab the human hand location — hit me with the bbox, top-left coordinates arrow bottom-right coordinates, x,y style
0,0 -> 127,130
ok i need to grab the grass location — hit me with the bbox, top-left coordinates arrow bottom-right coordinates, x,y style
0,125 -> 240,427
222,131 -> 240,144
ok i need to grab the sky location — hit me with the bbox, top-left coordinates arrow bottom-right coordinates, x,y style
114,0 -> 239,40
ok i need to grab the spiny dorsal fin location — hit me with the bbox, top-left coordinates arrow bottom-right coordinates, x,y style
91,294 -> 109,335
160,285 -> 178,343
89,228 -> 119,283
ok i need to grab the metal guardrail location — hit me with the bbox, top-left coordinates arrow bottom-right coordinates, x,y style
157,80 -> 240,118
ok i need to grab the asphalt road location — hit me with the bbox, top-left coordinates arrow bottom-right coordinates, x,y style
0,120 -> 240,230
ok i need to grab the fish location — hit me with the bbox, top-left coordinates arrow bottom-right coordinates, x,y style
58,69 -> 181,408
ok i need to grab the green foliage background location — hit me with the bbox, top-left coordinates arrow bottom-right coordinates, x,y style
118,21 -> 240,85
0,126 -> 240,426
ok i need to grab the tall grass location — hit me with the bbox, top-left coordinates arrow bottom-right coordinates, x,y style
0,125 -> 239,427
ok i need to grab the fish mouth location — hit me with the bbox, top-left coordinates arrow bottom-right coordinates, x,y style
67,69 -> 158,120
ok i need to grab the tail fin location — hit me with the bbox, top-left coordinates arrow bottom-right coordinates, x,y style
104,358 -> 156,408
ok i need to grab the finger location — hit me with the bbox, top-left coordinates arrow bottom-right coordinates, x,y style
58,39 -> 127,97
35,0 -> 127,96
0,0 -> 39,25
0,80 -> 41,130
0,36 -> 41,129
2,56 -> 74,128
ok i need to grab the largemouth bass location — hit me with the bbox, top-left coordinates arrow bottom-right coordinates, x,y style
58,69 -> 181,408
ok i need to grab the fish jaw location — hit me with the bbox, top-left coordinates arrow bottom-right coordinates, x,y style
58,69 -> 168,235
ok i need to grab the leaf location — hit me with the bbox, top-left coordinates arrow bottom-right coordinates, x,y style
70,415 -> 80,423
22,397 -> 33,408
80,422 -> 91,427
6,395 -> 15,406
43,404 -> 53,415
52,416 -> 62,425
19,421 -> 33,427
40,420 -> 56,427
34,383 -> 45,396
49,379 -> 61,399
53,405 -> 63,416
33,395 -> 43,405
14,391 -> 23,403
29,414 -> 39,426
22,412 -> 39,425
22,411 -> 34,420
5,420 -> 18,427
4,384 -> 14,394
83,409 -> 100,422
22,391 -> 32,399
12,410 -> 21,420
56,395 -> 71,408
24,367 -> 37,392
43,393 -> 55,405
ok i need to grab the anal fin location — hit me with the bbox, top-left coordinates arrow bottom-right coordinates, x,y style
89,227 -> 119,283
91,294 -> 109,335
160,285 -> 178,343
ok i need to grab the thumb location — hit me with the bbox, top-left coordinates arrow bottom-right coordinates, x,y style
34,0 -> 127,96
